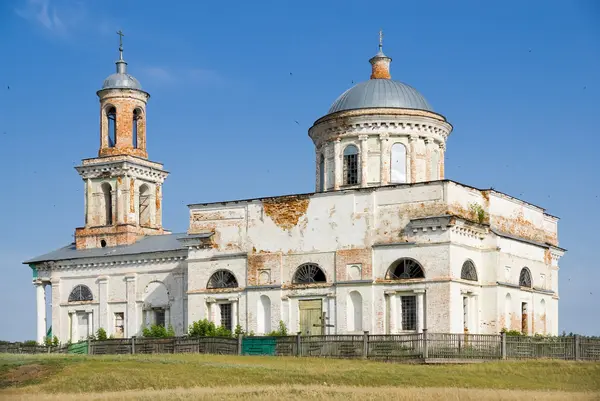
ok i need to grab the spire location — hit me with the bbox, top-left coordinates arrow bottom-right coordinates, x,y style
369,29 -> 392,80
115,30 -> 127,74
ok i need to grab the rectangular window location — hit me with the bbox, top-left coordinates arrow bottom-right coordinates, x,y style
400,296 -> 417,331
220,303 -> 232,331
155,309 -> 165,327
114,312 -> 124,338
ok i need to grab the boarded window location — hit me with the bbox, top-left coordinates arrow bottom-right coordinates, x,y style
390,143 -> 407,183
461,260 -> 478,281
138,184 -> 151,226
114,312 -> 124,338
155,309 -> 166,327
519,267 -> 532,288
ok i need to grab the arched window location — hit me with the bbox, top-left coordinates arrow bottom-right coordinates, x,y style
101,182 -> 112,226
390,143 -> 407,183
68,285 -> 93,302
347,291 -> 363,332
319,153 -> 325,191
138,184 -> 150,226
461,260 -> 478,281
132,109 -> 140,148
386,258 -> 425,279
107,107 -> 116,147
292,263 -> 326,284
257,295 -> 271,334
343,145 -> 359,185
207,270 -> 238,289
519,267 -> 532,288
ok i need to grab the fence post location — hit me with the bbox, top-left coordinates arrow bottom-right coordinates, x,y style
238,334 -> 243,356
131,336 -> 136,355
422,328 -> 428,360
574,335 -> 580,361
501,332 -> 506,360
296,332 -> 301,357
363,331 -> 369,359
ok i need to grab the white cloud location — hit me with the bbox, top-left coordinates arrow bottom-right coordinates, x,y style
15,0 -> 85,35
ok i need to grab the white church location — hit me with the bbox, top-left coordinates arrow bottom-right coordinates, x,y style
25,34 -> 565,344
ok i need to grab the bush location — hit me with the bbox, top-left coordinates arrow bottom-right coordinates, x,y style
267,321 -> 288,337
23,340 -> 38,346
188,319 -> 232,337
52,336 -> 59,346
96,328 -> 108,341
142,324 -> 176,338
500,328 -> 524,336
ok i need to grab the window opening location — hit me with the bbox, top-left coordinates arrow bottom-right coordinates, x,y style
220,303 -> 232,331
343,145 -> 359,185
386,258 -> 425,279
107,107 -> 116,147
293,263 -> 326,284
68,285 -> 93,302
401,296 -> 417,331
207,270 -> 238,289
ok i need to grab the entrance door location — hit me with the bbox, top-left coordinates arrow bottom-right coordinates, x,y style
299,299 -> 323,335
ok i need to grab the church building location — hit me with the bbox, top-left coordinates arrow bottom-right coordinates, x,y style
25,34 -> 565,344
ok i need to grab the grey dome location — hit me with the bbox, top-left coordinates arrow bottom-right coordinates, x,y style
328,79 -> 432,114
102,72 -> 142,90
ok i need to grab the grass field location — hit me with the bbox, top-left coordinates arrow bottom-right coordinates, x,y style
1,353 -> 599,400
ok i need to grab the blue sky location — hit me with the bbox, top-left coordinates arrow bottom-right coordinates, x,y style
0,0 -> 598,341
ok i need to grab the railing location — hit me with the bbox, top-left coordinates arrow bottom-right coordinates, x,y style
2,332 -> 600,362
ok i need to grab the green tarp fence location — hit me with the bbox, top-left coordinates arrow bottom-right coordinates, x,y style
241,337 -> 277,355
68,341 -> 88,354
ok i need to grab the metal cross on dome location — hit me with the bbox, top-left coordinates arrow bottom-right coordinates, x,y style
379,29 -> 383,50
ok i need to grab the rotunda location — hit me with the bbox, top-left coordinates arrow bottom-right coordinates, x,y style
309,34 -> 453,192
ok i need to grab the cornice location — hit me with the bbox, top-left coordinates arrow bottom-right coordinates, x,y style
75,160 -> 169,182
309,114 -> 452,146
52,254 -> 186,270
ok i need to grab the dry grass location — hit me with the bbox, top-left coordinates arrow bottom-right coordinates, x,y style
1,385 -> 599,401
1,353 -> 599,400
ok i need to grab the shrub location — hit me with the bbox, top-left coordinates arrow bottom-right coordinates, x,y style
96,328 -> 108,341
23,340 -> 37,346
52,336 -> 59,346
188,319 -> 232,337
267,321 -> 288,337
142,324 -> 176,338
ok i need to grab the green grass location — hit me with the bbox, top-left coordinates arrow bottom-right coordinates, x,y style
1,353 -> 599,396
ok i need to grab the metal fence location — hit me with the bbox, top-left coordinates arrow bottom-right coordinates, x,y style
2,331 -> 599,362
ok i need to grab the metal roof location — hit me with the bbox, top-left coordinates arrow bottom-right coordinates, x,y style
327,79 -> 432,114
23,233 -> 211,265
102,71 -> 142,90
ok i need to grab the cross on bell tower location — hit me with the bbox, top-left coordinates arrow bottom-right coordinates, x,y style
73,31 -> 170,250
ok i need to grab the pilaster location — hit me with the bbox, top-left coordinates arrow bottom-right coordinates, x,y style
125,275 -> 136,337
424,138 -> 433,181
333,138 -> 341,190
359,135 -> 368,187
35,281 -> 46,344
98,276 -> 109,332
409,135 -> 418,183
379,133 -> 390,185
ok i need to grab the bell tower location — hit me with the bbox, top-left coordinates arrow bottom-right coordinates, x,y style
74,31 -> 170,250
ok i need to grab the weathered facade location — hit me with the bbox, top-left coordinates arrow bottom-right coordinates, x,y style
25,35 -> 564,344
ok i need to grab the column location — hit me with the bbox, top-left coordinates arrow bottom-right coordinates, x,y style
165,308 -> 171,327
333,138 -> 341,190
359,135 -> 368,187
35,281 -> 46,344
389,293 -> 397,333
231,300 -> 238,329
125,275 -> 136,337
68,312 -> 75,343
51,278 -> 60,343
98,277 -> 108,332
173,272 -> 185,335
409,135 -> 418,183
415,290 -> 425,333
379,133 -> 390,185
